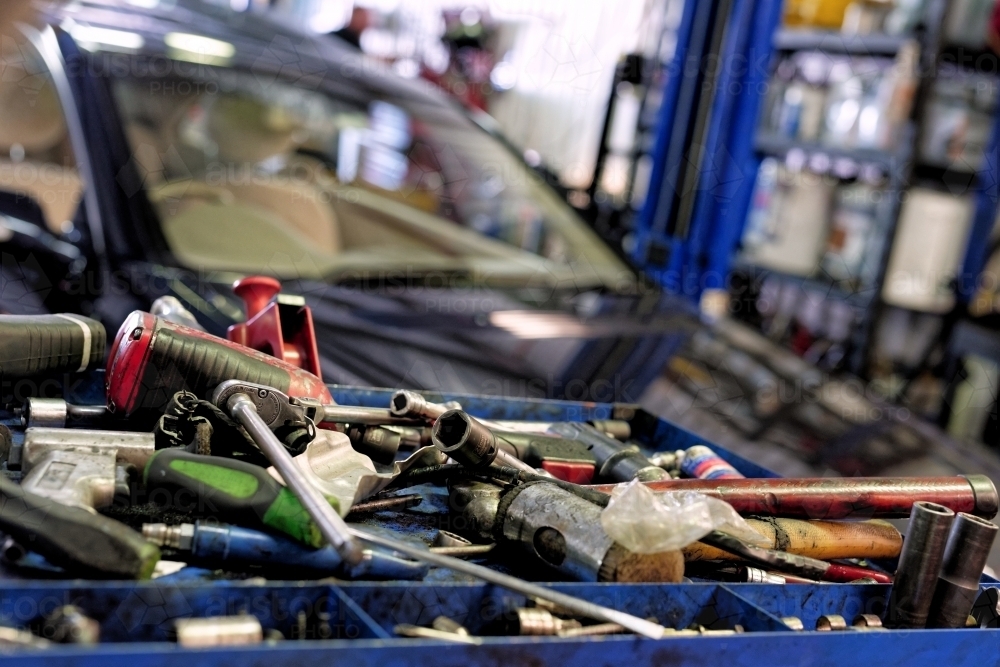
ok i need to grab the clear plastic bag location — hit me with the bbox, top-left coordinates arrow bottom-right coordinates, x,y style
600,479 -> 769,553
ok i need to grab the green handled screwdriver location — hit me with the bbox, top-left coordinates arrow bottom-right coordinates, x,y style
143,448 -> 339,548
0,476 -> 160,579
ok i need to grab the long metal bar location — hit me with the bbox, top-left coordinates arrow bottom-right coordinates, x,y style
591,475 -> 999,519
345,526 -> 666,639
319,405 -> 424,426
227,393 -> 364,565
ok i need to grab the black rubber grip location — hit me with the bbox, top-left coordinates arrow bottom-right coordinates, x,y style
135,326 -> 293,413
0,315 -> 105,376
0,476 -> 160,579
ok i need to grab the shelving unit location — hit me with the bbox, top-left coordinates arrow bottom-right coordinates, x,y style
772,27 -> 910,55
753,132 -> 910,170
619,0 -> 1000,378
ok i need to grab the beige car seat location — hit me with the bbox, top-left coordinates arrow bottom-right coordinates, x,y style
0,49 -> 82,232
149,92 -> 342,268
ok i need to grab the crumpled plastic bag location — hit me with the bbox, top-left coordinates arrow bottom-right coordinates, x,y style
600,479 -> 769,553
268,429 -> 444,516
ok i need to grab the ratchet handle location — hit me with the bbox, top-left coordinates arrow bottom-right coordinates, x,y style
0,475 -> 159,579
106,311 -> 331,417
143,448 -> 337,547
0,314 -> 105,376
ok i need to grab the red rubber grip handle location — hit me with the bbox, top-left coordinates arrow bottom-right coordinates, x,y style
107,311 -> 330,416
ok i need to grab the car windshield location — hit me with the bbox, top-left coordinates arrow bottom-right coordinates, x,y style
110,46 -> 631,290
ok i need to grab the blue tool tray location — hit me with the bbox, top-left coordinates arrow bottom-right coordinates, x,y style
1,385 -> 997,665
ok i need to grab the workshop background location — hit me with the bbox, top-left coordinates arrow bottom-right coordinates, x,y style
229,0 -> 1000,563
2,0 -> 1000,653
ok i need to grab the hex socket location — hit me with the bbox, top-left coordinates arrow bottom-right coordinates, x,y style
888,501 -> 955,628
926,512 -> 999,628
431,410 -> 498,469
390,389 -> 450,422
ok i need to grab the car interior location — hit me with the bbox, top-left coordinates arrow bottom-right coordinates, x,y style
111,69 -> 628,287
0,38 -> 82,236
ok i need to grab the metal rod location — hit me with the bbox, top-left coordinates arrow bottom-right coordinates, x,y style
227,393 -> 364,565
319,405 -> 424,426
428,544 -> 496,556
591,475 -> 999,519
346,526 -> 667,639
393,624 -> 483,644
494,448 -> 538,475
347,494 -> 422,515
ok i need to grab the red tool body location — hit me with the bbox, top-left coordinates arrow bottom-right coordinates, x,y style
226,276 -> 322,378
590,475 -> 998,520
106,311 -> 332,417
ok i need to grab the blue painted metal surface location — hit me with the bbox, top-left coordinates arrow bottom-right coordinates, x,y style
632,0 -> 707,280
700,0 -> 785,290
1,384 -> 997,663
960,102 -> 1000,301
633,0 -> 784,301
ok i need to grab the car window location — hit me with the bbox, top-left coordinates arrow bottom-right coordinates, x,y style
111,55 -> 631,289
0,34 -> 82,234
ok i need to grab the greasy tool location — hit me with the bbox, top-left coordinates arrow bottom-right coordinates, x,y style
697,531 -> 893,584
393,624 -> 482,645
888,501 -> 956,628
682,517 -> 903,562
143,448 -> 338,548
853,614 -> 884,629
0,475 -> 159,579
684,562 -> 797,584
213,381 -> 364,564
174,615 -> 263,648
487,430 -> 598,484
390,389 -> 455,422
106,311 -> 332,418
430,410 -> 537,475
18,428 -> 155,510
19,398 -> 107,429
227,276 -> 322,378
927,512 -> 998,629
550,421 -> 667,482
316,406 -> 423,427
347,494 -> 422,515
592,475 -> 1000,519
451,479 -> 684,583
514,608 -> 581,635
390,390 -> 632,442
429,409 -> 598,482
142,521 -> 427,580
0,314 -> 105,377
815,615 -> 848,632
346,424 -> 403,464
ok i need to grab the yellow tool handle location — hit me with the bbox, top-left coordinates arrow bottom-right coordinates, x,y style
683,518 -> 902,561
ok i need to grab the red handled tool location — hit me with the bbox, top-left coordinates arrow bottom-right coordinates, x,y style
106,311 -> 331,417
226,276 -> 322,378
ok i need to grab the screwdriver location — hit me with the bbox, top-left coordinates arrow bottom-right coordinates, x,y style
0,475 -> 160,579
143,448 -> 339,548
